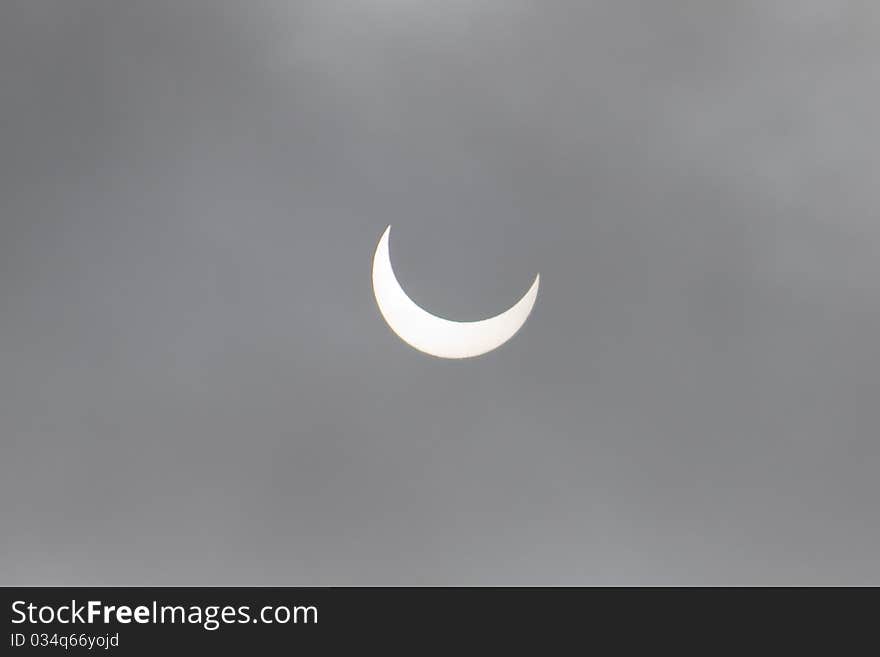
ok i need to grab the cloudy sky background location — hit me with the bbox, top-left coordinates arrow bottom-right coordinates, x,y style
2,1 -> 879,584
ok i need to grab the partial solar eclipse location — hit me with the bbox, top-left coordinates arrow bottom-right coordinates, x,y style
371,225 -> 539,359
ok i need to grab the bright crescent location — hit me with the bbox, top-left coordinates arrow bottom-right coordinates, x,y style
372,226 -> 539,359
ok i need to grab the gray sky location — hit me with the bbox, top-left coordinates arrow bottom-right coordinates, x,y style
2,1 -> 879,585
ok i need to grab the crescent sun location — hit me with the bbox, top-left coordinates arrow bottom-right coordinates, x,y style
371,225 -> 540,359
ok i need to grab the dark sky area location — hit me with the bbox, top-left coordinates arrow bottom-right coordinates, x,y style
1,1 -> 879,584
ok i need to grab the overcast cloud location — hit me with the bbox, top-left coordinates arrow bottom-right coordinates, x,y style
1,1 -> 879,584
